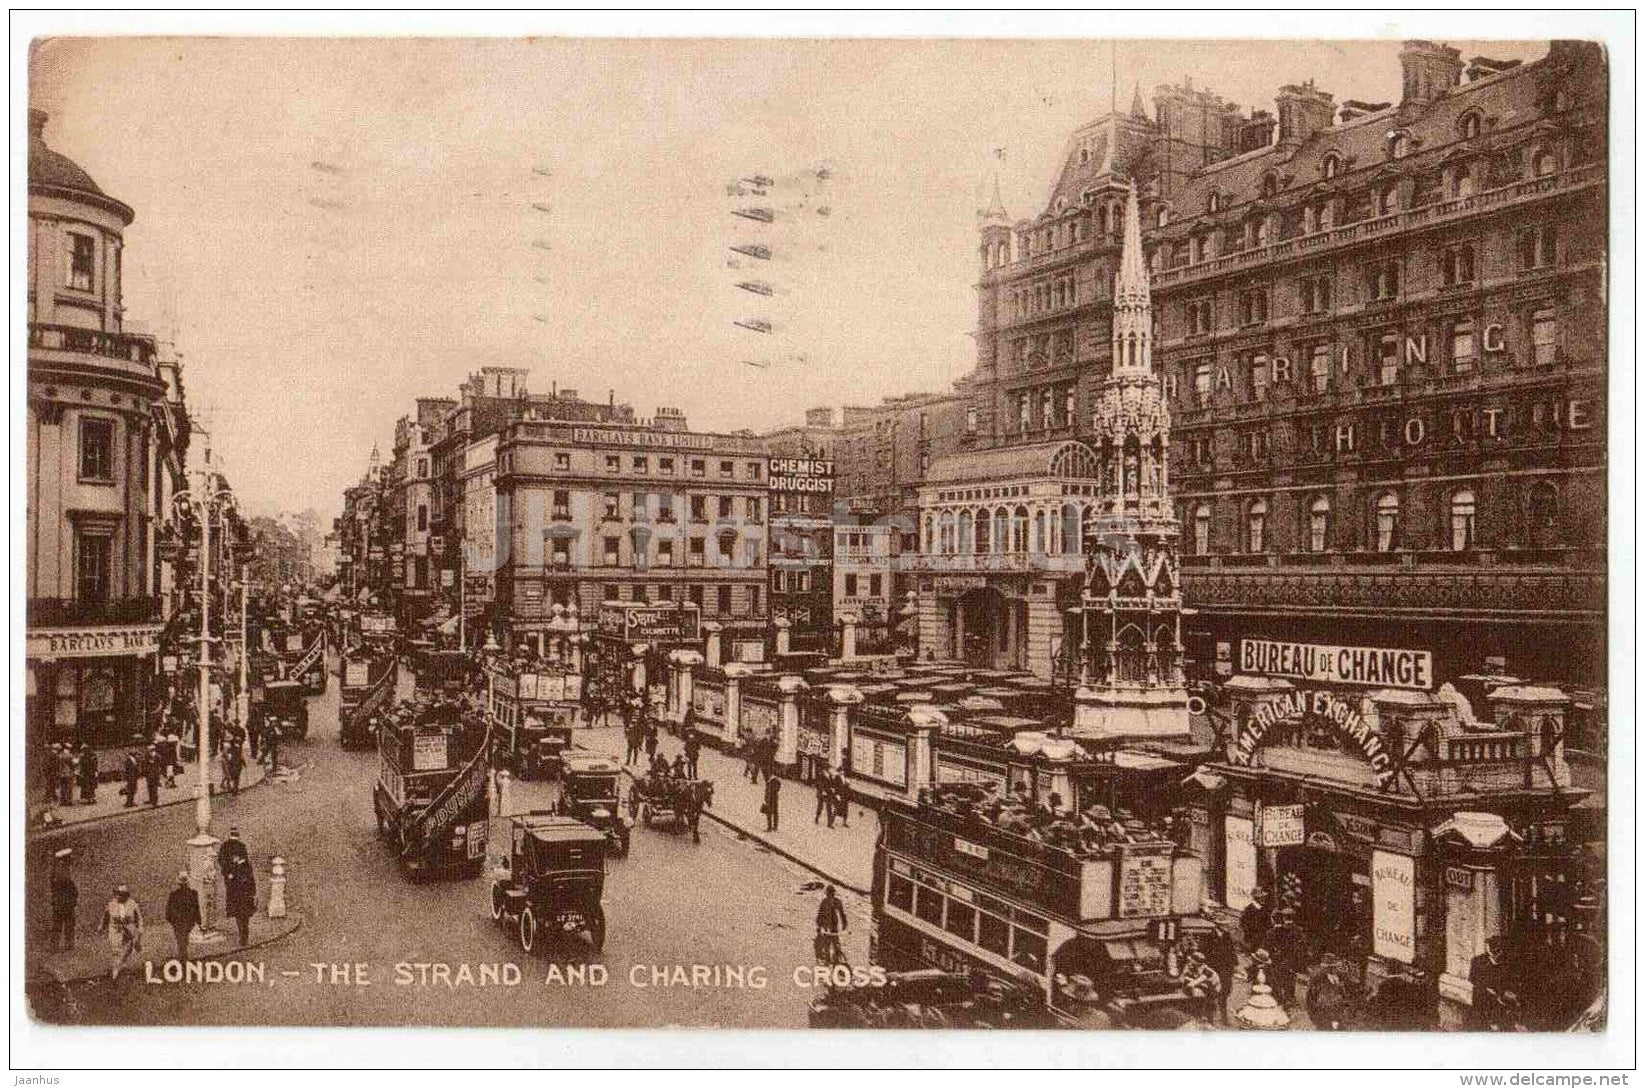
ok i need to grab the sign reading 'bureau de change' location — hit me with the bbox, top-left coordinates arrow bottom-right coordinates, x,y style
1240,639 -> 1433,690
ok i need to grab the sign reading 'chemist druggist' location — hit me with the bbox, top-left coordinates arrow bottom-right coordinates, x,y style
1240,639 -> 1433,691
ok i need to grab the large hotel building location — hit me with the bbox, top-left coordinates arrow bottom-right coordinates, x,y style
925,39 -> 1605,693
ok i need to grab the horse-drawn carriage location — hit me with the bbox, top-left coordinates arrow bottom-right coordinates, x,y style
627,773 -> 713,835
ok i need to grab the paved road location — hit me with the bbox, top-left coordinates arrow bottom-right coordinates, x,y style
26,655 -> 868,1028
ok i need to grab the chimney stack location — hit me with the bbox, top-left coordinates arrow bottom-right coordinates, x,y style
1399,40 -> 1464,106
1275,80 -> 1335,148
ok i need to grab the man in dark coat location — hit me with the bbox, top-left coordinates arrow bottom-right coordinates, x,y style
623,725 -> 642,766
831,771 -> 851,829
1468,935 -> 1511,1030
122,749 -> 141,808
1267,907 -> 1307,1009
144,745 -> 163,807
763,774 -> 782,832
218,828 -> 256,945
1240,885 -> 1273,954
643,726 -> 659,765
166,872 -> 202,962
814,772 -> 833,825
682,733 -> 700,780
1203,923 -> 1239,1025
56,745 -> 75,807
262,720 -> 281,774
1306,953 -> 1356,1030
49,847 -> 78,951
76,745 -> 98,804
815,884 -> 848,964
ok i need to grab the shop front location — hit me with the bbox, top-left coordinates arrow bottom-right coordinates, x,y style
27,622 -> 163,755
1185,656 -> 1592,1028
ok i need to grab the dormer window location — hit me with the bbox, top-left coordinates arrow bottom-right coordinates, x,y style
1458,111 -> 1483,140
1155,206 -> 1170,228
1207,191 -> 1224,213
1388,131 -> 1412,160
1260,172 -> 1279,198
1079,147 -> 1092,165
1322,153 -> 1343,179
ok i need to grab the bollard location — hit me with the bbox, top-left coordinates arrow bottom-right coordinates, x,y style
496,769 -> 513,817
267,856 -> 288,919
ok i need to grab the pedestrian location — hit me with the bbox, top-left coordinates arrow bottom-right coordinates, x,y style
223,743 -> 244,794
644,727 -> 659,765
763,774 -> 782,832
56,744 -> 75,807
1268,907 -> 1307,1009
1240,885 -> 1273,954
1203,923 -> 1238,1025
247,714 -> 260,761
165,871 -> 201,963
832,771 -> 851,829
99,884 -> 144,981
77,745 -> 98,805
218,827 -> 257,946
49,847 -> 77,952
144,745 -> 163,807
121,748 -> 141,808
1306,953 -> 1356,1030
743,739 -> 760,783
159,728 -> 180,787
683,733 -> 700,780
41,744 -> 62,813
671,753 -> 688,780
623,726 -> 641,767
1468,935 -> 1511,1030
681,782 -> 703,844
263,721 -> 281,774
815,773 -> 832,826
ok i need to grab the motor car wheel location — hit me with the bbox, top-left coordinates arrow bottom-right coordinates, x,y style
588,907 -> 606,953
518,906 -> 537,954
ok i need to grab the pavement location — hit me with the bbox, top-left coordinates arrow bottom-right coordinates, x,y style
579,725 -> 878,895
26,912 -> 303,987
28,755 -> 272,839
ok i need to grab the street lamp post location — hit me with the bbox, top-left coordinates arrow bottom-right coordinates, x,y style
174,477 -> 235,942
237,564 -> 250,731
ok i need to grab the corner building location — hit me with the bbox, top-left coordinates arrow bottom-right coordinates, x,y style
963,40 -> 1607,691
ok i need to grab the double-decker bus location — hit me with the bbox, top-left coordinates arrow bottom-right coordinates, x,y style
871,789 -> 1214,1027
373,702 -> 491,880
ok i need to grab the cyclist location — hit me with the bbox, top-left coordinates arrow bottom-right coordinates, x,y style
815,884 -> 849,965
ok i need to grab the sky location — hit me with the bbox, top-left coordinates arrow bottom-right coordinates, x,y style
28,35 -> 1547,523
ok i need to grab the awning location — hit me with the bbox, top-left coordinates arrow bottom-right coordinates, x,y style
436,614 -> 460,636
1182,767 -> 1229,792
1432,811 -> 1521,848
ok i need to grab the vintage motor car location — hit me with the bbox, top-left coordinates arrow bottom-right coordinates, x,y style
489,813 -> 609,953
555,752 -> 631,856
259,679 -> 310,741
497,708 -> 575,780
628,772 -> 712,835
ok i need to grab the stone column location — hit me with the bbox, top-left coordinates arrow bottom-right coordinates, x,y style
904,705 -> 946,802
775,675 -> 808,768
839,611 -> 859,660
703,621 -> 724,669
723,663 -> 753,744
773,616 -> 792,657
826,684 -> 864,772
668,649 -> 703,726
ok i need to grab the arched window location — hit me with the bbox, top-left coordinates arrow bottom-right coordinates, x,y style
940,511 -> 956,555
1079,147 -> 1092,165
1155,206 -> 1170,228
922,513 -> 934,553
1449,489 -> 1476,551
993,509 -> 1009,554
973,508 -> 988,554
1011,506 -> 1029,553
958,510 -> 974,554
1389,132 -> 1411,160
1193,503 -> 1212,556
1308,495 -> 1331,553
1207,191 -> 1223,213
1458,111 -> 1482,140
1063,503 -> 1083,554
1033,510 -> 1046,555
1533,149 -> 1558,177
1451,165 -> 1475,199
1322,153 -> 1343,179
1375,492 -> 1401,553
1527,482 -> 1559,549
1246,499 -> 1268,553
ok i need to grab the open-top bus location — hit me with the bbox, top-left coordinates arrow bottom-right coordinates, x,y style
373,701 -> 491,880
870,789 -> 1214,1028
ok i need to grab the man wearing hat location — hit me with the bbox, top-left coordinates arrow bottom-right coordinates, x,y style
143,744 -> 163,807
218,828 -> 256,946
166,871 -> 202,962
56,744 -> 75,807
76,744 -> 99,805
121,745 -> 141,808
49,847 -> 78,951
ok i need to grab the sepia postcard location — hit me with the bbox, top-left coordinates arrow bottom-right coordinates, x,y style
12,12 -> 1633,1073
